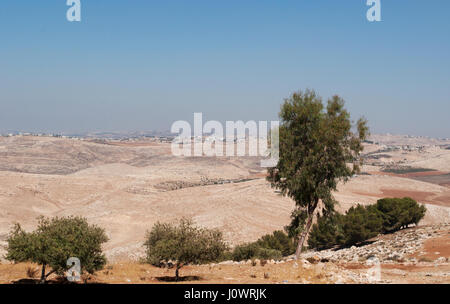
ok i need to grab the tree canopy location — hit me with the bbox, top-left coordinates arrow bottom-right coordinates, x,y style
268,89 -> 368,258
308,197 -> 427,250
144,218 -> 228,281
6,216 -> 108,283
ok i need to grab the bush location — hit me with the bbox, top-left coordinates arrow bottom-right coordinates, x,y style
256,248 -> 282,260
6,216 -> 108,283
308,197 -> 427,250
341,204 -> 383,245
231,243 -> 260,261
375,197 -> 426,232
308,213 -> 344,250
255,230 -> 296,256
230,230 -> 294,261
144,218 -> 228,281
230,243 -> 282,261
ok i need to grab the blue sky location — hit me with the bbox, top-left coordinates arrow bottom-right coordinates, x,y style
0,1 -> 449,137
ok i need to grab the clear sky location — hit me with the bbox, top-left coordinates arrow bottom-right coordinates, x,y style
0,1 -> 449,137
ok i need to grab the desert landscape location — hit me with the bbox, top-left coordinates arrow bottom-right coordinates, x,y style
0,133 -> 449,284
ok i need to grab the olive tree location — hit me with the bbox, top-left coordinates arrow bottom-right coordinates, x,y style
268,89 -> 368,259
5,216 -> 108,283
144,218 -> 228,281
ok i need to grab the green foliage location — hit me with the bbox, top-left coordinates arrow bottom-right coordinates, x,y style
268,89 -> 368,253
285,209 -> 308,239
341,204 -> 383,245
255,230 -> 296,256
375,197 -> 427,232
230,243 -> 282,261
307,213 -> 345,250
256,248 -> 283,260
6,216 -> 108,282
308,198 -> 427,249
230,230 -> 294,261
231,243 -> 261,261
144,218 -> 228,279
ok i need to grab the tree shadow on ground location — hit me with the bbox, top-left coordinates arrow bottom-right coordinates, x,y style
330,239 -> 377,251
12,278 -> 77,284
155,275 -> 202,282
12,277 -> 104,284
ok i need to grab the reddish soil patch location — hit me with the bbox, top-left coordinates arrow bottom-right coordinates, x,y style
353,188 -> 450,207
409,234 -> 450,261
403,171 -> 448,178
353,189 -> 434,202
421,235 -> 450,258
380,264 -> 430,271
380,189 -> 434,202
368,171 -> 448,178
433,194 -> 450,205
339,263 -> 370,270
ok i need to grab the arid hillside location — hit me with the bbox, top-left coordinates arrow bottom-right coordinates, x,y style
0,134 -> 449,262
1,223 -> 448,284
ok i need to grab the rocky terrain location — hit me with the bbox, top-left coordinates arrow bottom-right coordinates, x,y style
300,224 -> 449,264
1,223 -> 448,284
0,134 -> 449,267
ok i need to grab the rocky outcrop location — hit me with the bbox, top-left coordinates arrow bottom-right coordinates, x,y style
300,224 -> 449,264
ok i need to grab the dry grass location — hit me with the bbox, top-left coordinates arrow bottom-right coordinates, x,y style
0,261 -> 331,284
26,266 -> 38,278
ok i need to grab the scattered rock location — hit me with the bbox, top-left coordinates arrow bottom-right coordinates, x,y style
306,256 -> 321,264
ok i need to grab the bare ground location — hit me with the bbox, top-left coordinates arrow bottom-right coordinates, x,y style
0,135 -> 449,264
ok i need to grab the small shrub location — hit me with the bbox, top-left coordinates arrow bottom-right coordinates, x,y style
256,248 -> 282,260
256,230 -> 295,256
144,218 -> 228,281
231,243 -> 260,261
230,230 -> 294,262
231,243 -> 282,261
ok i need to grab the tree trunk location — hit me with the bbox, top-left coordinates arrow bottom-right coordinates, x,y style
175,263 -> 180,282
295,200 -> 319,260
40,264 -> 46,284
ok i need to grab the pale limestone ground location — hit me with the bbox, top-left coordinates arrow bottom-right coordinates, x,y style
0,135 -> 449,262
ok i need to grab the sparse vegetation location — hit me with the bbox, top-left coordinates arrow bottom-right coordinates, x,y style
308,197 -> 427,250
229,230 -> 295,261
144,218 -> 228,281
5,216 -> 108,283
231,243 -> 282,261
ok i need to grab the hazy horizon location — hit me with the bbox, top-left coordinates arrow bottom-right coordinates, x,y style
1,1 -> 449,138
